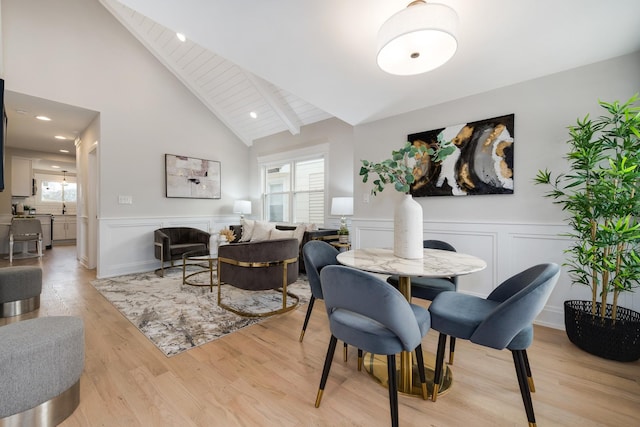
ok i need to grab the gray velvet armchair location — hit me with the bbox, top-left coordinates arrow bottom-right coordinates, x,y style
154,227 -> 210,276
217,238 -> 299,317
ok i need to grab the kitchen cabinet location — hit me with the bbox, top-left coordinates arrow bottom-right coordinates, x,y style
53,215 -> 76,241
11,157 -> 33,197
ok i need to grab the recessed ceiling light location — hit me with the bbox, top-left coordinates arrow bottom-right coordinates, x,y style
176,32 -> 186,42
55,135 -> 67,140
249,111 -> 257,119
36,115 -> 52,121
59,149 -> 70,153
51,165 -> 61,169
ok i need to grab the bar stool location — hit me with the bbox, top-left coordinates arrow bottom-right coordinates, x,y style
9,218 -> 43,263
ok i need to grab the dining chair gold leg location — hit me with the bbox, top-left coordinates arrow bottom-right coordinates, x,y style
357,349 -> 363,371
523,350 -> 535,392
432,333 -> 447,402
316,335 -> 338,408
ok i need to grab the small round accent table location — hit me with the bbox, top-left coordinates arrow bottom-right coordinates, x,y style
330,241 -> 351,252
182,249 -> 217,292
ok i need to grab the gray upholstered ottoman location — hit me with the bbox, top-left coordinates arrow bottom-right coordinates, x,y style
0,266 -> 42,317
0,316 -> 85,426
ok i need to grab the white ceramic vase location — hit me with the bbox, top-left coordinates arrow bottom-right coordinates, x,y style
393,193 -> 424,259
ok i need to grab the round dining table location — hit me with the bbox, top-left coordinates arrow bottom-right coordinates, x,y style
336,247 -> 487,398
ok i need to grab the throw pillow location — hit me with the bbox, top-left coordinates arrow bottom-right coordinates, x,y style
293,224 -> 307,245
270,228 -> 295,240
240,219 -> 255,242
251,221 -> 275,242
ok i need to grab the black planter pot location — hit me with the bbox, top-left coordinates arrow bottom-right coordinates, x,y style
564,300 -> 640,362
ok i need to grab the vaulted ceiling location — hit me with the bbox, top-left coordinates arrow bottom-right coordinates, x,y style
102,0 -> 640,147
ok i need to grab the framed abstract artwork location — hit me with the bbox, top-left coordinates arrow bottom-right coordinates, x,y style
408,114 -> 514,197
165,154 -> 221,199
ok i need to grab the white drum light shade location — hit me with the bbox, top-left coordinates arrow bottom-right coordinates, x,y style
377,1 -> 458,76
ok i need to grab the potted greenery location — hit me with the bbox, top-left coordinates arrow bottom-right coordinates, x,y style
534,95 -> 640,361
337,226 -> 349,243
360,137 -> 455,259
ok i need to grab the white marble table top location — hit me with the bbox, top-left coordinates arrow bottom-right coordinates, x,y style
336,247 -> 487,278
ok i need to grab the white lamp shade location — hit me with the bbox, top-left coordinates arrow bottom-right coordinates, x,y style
233,200 -> 252,215
331,197 -> 354,216
377,2 -> 458,76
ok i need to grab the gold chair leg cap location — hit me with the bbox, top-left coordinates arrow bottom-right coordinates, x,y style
448,352 -> 455,365
421,383 -> 428,400
528,377 -> 536,393
315,390 -> 324,408
357,356 -> 362,372
299,331 -> 305,342
431,384 -> 439,402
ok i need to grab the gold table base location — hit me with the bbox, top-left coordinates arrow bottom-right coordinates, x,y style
363,351 -> 453,398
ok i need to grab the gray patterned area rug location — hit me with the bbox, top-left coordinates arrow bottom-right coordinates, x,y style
90,268 -> 310,357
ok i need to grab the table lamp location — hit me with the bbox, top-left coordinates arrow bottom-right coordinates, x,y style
331,197 -> 353,232
233,200 -> 252,221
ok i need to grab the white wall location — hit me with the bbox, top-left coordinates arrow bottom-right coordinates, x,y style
351,52 -> 640,327
2,0 -> 250,276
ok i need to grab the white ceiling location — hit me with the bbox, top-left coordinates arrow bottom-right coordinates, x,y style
7,0 -> 640,161
4,90 -> 98,173
107,0 -> 640,146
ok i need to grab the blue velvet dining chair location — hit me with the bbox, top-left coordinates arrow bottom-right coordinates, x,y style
428,263 -> 560,427
315,265 -> 431,427
387,239 -> 458,364
302,241 -> 356,362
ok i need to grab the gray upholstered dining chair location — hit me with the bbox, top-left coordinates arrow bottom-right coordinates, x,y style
301,241 -> 356,362
315,265 -> 431,427
428,263 -> 560,426
9,218 -> 43,263
387,239 -> 458,364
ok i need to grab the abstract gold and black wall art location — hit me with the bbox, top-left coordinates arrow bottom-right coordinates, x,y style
408,114 -> 514,197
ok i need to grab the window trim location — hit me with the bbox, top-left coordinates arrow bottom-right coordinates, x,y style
258,143 -> 329,224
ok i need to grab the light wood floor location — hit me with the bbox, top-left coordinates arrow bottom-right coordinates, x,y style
1,246 -> 639,426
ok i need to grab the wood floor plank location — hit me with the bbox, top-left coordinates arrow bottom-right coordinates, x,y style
1,246 -> 639,426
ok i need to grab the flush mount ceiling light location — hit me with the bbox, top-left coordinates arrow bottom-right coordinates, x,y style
176,32 -> 186,42
377,0 -> 458,76
55,135 -> 67,140
249,111 -> 257,119
35,115 -> 52,121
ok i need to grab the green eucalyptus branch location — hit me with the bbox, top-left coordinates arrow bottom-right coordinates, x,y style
359,136 -> 455,195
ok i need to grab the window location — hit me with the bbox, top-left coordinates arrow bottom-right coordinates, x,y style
40,180 -> 77,203
35,173 -> 77,212
261,152 -> 326,225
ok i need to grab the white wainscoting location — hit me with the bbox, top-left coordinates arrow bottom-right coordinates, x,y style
97,216 -> 639,330
97,215 -> 239,279
351,218 -> 639,331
